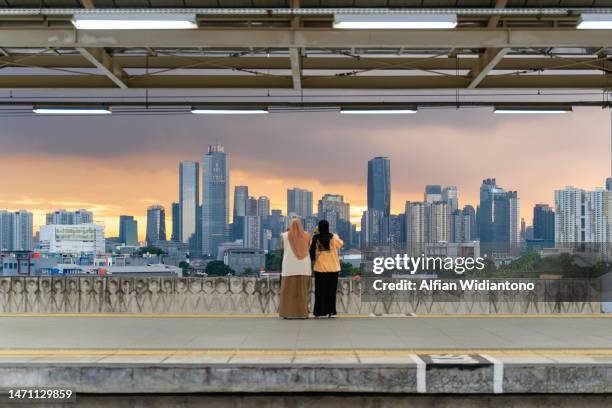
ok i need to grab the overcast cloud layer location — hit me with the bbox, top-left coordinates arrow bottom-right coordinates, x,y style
0,107 -> 609,237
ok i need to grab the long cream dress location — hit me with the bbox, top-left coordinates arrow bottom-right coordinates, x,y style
278,231 -> 311,318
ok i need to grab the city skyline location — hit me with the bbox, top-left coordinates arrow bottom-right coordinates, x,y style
0,108 -> 610,239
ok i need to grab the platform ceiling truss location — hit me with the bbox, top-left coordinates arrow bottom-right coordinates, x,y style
0,1 -> 611,107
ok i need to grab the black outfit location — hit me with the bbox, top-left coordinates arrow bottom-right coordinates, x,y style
310,233 -> 339,317
313,271 -> 339,317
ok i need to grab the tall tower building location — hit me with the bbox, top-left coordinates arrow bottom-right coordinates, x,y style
442,186 -> 459,212
171,202 -> 180,242
533,204 -> 555,241
478,178 -> 515,255
287,188 -> 313,218
179,161 -> 200,245
232,186 -> 249,241
12,210 -> 33,251
428,201 -> 451,243
424,185 -> 443,203
202,144 -> 230,257
508,191 -> 521,245
463,205 -> 478,240
119,215 -> 138,246
146,205 -> 166,246
246,196 -> 258,216
257,196 -> 271,218
0,210 -> 11,251
367,157 -> 391,216
405,201 -> 429,256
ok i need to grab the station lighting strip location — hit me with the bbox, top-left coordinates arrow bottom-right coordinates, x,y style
25,105 -> 581,115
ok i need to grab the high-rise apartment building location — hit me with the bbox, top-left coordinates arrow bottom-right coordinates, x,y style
202,144 -> 230,257
287,188 -> 313,218
0,210 -> 33,251
243,215 -> 262,249
179,161 -> 200,245
428,201 -> 451,243
46,209 -> 93,225
405,202 -> 428,256
146,205 -> 166,246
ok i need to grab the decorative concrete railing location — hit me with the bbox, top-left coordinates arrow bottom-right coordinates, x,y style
0,276 -> 602,314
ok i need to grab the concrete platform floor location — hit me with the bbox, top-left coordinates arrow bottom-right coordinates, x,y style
1,315 -> 612,396
1,314 -> 611,351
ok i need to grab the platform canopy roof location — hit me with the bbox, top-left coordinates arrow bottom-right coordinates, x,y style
0,0 -> 611,110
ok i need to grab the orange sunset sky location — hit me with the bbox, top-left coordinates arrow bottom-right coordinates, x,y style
0,107 -> 610,241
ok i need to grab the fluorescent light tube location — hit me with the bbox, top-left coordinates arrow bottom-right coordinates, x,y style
191,107 -> 268,114
340,107 -> 417,114
577,14 -> 612,29
72,13 -> 197,30
33,107 -> 111,115
334,14 -> 457,29
493,107 -> 572,114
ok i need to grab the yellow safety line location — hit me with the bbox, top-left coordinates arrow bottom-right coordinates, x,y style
1,349 -> 612,357
0,313 -> 609,318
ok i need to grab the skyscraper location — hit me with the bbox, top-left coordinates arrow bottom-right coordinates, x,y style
243,215 -> 262,249
12,210 -> 33,251
428,201 -> 451,243
478,178 -> 516,254
424,185 -> 443,204
361,209 -> 386,246
533,204 -> 555,241
463,205 -> 478,240
367,157 -> 391,216
146,205 -> 166,246
202,144 -> 230,257
318,193 -> 351,242
246,196 -> 258,216
257,196 -> 271,218
556,187 -> 612,249
171,202 -> 180,242
0,210 -> 11,251
442,186 -> 459,212
232,186 -> 248,241
287,188 -> 313,218
179,161 -> 200,245
508,191 -> 521,245
405,202 -> 428,256
119,215 -> 138,246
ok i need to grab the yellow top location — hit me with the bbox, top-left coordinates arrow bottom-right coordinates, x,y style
313,234 -> 344,272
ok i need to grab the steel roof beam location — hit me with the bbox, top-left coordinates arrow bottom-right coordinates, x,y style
1,28 -> 612,49
76,47 -> 129,89
0,74 -> 608,89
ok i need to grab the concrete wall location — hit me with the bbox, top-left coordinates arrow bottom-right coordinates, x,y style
0,276 -> 601,314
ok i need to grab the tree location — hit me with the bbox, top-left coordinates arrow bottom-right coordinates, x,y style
205,260 -> 234,276
137,246 -> 167,256
265,250 -> 282,272
178,261 -> 192,276
340,261 -> 360,277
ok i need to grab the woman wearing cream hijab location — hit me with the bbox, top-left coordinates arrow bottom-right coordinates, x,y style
279,218 -> 312,319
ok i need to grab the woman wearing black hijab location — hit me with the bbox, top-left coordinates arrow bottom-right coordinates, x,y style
310,219 -> 344,318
